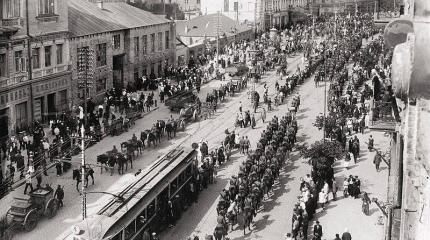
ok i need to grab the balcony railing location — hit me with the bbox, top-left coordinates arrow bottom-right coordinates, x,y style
0,72 -> 29,88
369,100 -> 396,132
0,17 -> 24,28
32,65 -> 68,78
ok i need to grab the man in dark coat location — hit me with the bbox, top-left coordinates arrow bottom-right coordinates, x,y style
313,221 -> 323,240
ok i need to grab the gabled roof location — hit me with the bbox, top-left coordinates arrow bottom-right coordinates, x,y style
68,0 -> 170,37
176,13 -> 251,37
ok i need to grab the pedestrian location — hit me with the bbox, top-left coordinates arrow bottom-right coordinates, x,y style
331,178 -> 338,201
54,185 -> 64,207
251,114 -> 256,129
318,189 -> 327,210
36,169 -> 43,189
334,233 -> 341,240
368,135 -> 374,151
313,221 -> 323,240
261,107 -> 266,123
341,229 -> 352,240
373,151 -> 382,172
284,233 -> 294,240
244,136 -> 250,154
24,171 -> 33,194
85,165 -> 95,187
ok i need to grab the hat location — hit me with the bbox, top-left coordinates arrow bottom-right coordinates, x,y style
152,232 -> 157,236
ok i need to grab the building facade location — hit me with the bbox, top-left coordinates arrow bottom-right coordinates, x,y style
0,0 -> 71,139
68,0 -> 175,104
200,0 -> 307,33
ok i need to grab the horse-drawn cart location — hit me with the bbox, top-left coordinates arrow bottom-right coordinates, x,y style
6,189 -> 58,232
165,91 -> 199,112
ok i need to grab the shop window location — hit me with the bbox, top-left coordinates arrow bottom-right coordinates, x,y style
170,177 -> 178,194
96,78 -> 106,93
136,209 -> 146,230
15,101 -> 28,130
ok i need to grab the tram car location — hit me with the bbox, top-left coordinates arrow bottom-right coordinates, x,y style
63,146 -> 198,240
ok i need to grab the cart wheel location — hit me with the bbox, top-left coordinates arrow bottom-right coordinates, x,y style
45,199 -> 58,219
23,209 -> 38,232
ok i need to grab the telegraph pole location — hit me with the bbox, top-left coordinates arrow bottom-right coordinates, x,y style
76,47 -> 94,220
216,11 -> 220,70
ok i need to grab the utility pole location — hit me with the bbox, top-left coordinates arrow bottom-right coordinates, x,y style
25,0 -> 34,125
216,11 -> 220,70
76,47 -> 94,220
254,0 -> 257,36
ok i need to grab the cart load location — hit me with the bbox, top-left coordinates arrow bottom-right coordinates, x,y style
165,91 -> 199,112
7,189 -> 58,232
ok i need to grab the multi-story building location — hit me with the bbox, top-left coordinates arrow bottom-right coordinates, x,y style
0,0 -> 71,139
68,0 -> 175,103
171,0 -> 201,19
375,1 -> 430,239
200,0 -> 307,33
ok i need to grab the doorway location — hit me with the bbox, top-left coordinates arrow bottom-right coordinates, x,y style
113,55 -> 125,89
47,93 -> 56,121
0,108 -> 9,139
34,97 -> 44,123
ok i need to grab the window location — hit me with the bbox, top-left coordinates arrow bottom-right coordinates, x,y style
14,51 -> 24,72
44,46 -> 52,67
147,200 -> 155,219
142,35 -> 147,54
150,34 -> 155,53
158,32 -> 163,51
133,37 -> 139,57
113,34 -> 121,49
165,31 -> 170,49
96,78 -> 106,93
0,54 -> 6,77
4,0 -> 21,18
56,44 -> 63,64
15,101 -> 28,131
96,43 -> 107,67
31,48 -> 40,69
38,0 -> 55,15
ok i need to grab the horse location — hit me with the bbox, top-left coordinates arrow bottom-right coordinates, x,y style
242,207 -> 253,235
156,120 -> 166,137
146,130 -> 158,148
114,153 -> 128,175
165,121 -> 174,140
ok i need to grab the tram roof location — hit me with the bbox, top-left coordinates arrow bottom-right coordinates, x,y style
65,147 -> 196,240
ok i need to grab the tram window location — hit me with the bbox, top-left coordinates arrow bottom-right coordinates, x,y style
147,200 -> 155,219
178,172 -> 185,186
185,165 -> 192,178
124,220 -> 136,240
111,231 -> 122,240
136,209 -> 146,230
170,178 -> 178,194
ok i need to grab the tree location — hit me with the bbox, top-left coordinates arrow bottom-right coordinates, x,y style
300,140 -> 344,191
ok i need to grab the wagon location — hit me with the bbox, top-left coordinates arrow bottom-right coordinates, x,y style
7,189 -> 58,232
165,91 -> 198,112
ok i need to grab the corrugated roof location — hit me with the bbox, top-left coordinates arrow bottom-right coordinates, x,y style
176,14 -> 251,37
101,2 -> 169,28
68,0 -> 170,37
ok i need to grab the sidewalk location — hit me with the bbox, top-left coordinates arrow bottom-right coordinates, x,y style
310,35 -> 389,240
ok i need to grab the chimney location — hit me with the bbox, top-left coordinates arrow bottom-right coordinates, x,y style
97,0 -> 104,9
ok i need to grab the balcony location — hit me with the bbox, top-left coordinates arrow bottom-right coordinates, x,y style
32,65 -> 68,79
369,99 -> 399,132
0,72 -> 29,88
0,17 -> 24,28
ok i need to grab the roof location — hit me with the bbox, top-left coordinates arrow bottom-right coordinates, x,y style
176,13 -> 251,37
68,0 -> 170,37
